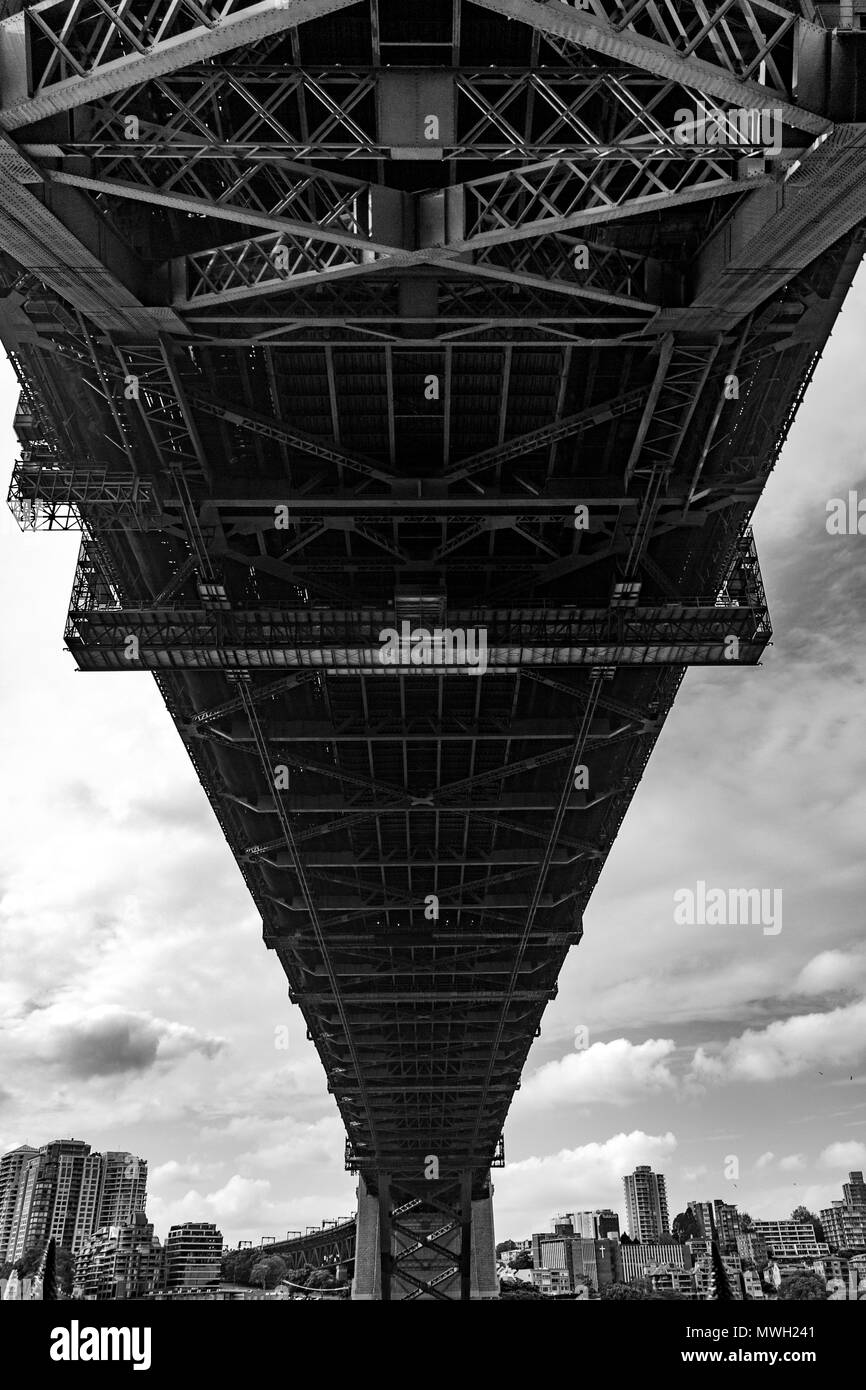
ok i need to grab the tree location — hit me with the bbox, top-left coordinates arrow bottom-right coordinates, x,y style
740,1212 -> 754,1232
2,1243 -> 74,1296
778,1271 -> 828,1302
600,1281 -> 653,1300
707,1241 -> 736,1301
511,1250 -> 533,1270
672,1210 -> 702,1244
496,1240 -> 517,1255
791,1207 -> 825,1243
221,1247 -> 258,1287
249,1254 -> 288,1291
500,1280 -> 549,1299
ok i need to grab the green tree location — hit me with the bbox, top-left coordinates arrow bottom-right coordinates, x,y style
249,1254 -> 288,1291
778,1271 -> 828,1301
499,1281 -> 548,1299
791,1207 -> 825,1244
496,1240 -> 517,1255
707,1241 -> 736,1301
511,1250 -> 533,1270
672,1209 -> 702,1244
600,1281 -> 654,1300
221,1247 -> 258,1287
740,1212 -> 754,1231
3,1243 -> 74,1296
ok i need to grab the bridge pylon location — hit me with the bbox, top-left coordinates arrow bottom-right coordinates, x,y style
352,1173 -> 498,1301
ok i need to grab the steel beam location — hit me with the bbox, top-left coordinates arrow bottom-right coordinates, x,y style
0,0 -> 363,130
470,0 -> 830,135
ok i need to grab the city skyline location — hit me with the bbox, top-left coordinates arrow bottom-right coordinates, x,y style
1,1132 -> 861,1254
0,1137 -> 147,1263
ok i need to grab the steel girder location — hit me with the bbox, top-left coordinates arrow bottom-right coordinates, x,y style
471,0 -> 829,134
1,1 -> 864,1267
255,1218 -> 357,1274
19,65 -> 798,161
0,0 -> 363,128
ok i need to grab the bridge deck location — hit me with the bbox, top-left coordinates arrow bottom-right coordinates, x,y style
2,0 -> 863,1297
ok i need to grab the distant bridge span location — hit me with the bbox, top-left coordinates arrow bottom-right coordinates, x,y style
266,1221 -> 356,1275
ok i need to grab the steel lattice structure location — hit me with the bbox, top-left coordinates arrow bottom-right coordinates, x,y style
2,0 -> 865,1298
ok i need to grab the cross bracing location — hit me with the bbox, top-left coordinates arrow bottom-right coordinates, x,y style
1,0 -> 864,1297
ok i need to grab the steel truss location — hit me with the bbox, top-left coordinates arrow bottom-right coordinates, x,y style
1,0 -> 862,1301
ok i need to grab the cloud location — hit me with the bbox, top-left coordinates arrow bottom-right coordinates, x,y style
681,1165 -> 708,1183
792,951 -> 866,997
148,1159 -> 223,1188
818,1141 -> 866,1170
520,1038 -> 677,1109
20,1007 -> 225,1078
755,1152 -> 775,1170
235,1116 -> 345,1171
144,1172 -> 357,1245
494,1131 -> 678,1236
779,1154 -> 805,1172
690,999 -> 866,1084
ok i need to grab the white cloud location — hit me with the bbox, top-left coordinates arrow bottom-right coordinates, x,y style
681,1165 -> 708,1183
779,1154 -> 805,1172
690,999 -> 866,1084
755,1152 -> 775,1170
519,1039 -> 677,1110
494,1131 -> 678,1236
793,951 -> 866,996
818,1141 -> 866,1170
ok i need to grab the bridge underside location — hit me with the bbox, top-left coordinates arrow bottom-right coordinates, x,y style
2,0 -> 865,1298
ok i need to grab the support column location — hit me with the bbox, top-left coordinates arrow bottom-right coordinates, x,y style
350,1175 -> 380,1300
351,1171 -> 500,1299
470,1186 -> 499,1299
378,1173 -> 393,1302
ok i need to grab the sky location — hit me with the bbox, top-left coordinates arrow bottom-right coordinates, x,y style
1,273 -> 865,1249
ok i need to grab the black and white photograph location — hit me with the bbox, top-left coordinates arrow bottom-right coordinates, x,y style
0,0 -> 863,1369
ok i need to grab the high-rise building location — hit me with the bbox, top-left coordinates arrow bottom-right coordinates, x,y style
623,1166 -> 670,1241
569,1209 -> 620,1240
0,1146 -> 37,1261
713,1200 -> 741,1251
687,1200 -> 716,1241
50,1148 -> 104,1254
1,1141 -> 149,1260
821,1172 -> 866,1251
843,1172 -> 866,1211
10,1140 -> 93,1260
96,1153 -> 148,1229
164,1222 -> 222,1291
74,1213 -> 163,1300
